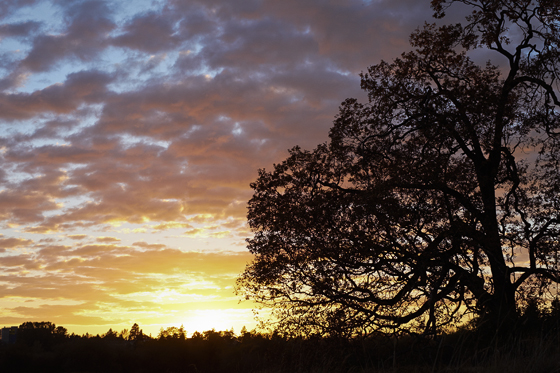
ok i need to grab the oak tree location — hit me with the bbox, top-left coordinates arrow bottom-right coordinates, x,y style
238,0 -> 560,336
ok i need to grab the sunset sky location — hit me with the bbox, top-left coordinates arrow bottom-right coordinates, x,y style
0,0 -> 442,336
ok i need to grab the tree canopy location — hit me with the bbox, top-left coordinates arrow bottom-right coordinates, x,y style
238,0 -> 560,337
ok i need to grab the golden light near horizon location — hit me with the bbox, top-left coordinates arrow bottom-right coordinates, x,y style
0,0 -> 434,335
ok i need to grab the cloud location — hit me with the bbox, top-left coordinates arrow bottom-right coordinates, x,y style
0,236 -> 33,249
0,0 -> 436,334
67,234 -> 87,240
151,222 -> 192,231
0,242 -> 254,331
111,10 -> 182,53
19,1 -> 115,72
0,70 -> 113,120
0,21 -> 40,38
96,236 -> 120,243
0,0 -> 40,21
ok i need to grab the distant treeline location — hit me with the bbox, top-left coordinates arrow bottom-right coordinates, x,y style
2,305 -> 560,373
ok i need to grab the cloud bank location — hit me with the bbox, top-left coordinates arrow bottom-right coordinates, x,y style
0,0 -> 434,334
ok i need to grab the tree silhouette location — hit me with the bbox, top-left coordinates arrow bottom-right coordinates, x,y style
17,322 -> 67,349
158,325 -> 187,340
102,328 -> 120,340
238,0 -> 560,336
128,323 -> 144,341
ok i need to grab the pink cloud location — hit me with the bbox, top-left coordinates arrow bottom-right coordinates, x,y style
111,10 -> 182,53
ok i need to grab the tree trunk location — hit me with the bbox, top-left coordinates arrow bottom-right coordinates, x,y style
479,167 -> 517,335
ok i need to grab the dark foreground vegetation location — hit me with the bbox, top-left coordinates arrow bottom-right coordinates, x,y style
2,305 -> 560,373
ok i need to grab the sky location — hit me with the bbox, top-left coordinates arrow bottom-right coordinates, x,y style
0,0 -> 440,336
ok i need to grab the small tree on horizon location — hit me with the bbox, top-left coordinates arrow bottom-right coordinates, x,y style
158,325 -> 186,340
238,0 -> 560,337
128,323 -> 144,341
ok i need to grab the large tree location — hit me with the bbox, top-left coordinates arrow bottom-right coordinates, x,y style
238,0 -> 560,336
